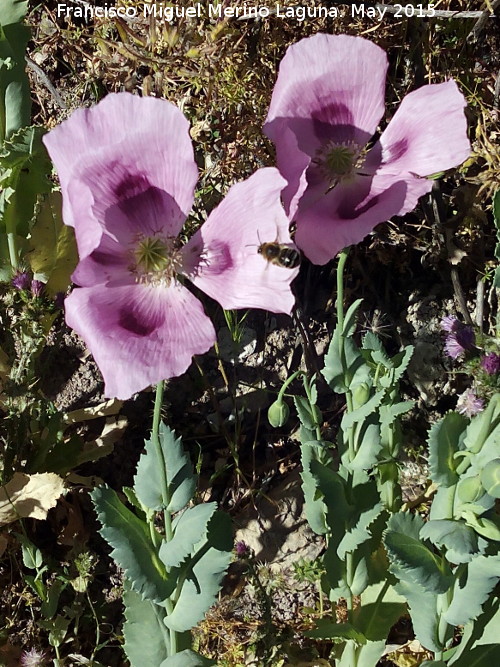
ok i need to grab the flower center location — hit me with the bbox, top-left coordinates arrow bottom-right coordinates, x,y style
312,140 -> 366,187
130,234 -> 183,286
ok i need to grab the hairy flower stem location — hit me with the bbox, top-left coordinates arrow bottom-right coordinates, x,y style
151,381 -> 177,654
336,248 -> 357,617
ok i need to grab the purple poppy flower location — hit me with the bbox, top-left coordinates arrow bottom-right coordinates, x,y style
44,94 -> 298,399
481,353 -> 500,375
264,34 -> 471,264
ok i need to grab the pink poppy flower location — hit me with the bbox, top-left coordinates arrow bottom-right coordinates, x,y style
43,93 -> 298,399
264,34 -> 471,265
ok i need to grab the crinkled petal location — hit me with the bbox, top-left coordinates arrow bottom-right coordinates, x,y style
65,282 -> 216,399
295,174 -> 407,265
375,80 -> 470,183
43,93 -> 197,257
264,35 -> 387,212
71,233 -> 130,287
184,168 -> 298,314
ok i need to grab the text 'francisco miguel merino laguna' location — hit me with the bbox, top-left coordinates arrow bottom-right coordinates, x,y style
56,3 -> 347,22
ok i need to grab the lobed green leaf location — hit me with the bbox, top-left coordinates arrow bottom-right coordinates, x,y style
91,486 -> 173,602
134,422 -> 195,513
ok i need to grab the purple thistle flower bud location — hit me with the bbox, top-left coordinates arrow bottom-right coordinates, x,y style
31,280 -> 45,298
235,540 -> 251,558
12,271 -> 31,290
457,388 -> 484,418
481,353 -> 500,375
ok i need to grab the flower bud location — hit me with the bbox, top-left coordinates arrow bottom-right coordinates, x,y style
457,475 -> 484,503
268,398 -> 290,428
352,382 -> 370,408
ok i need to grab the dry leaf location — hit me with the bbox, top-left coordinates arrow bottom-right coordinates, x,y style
64,398 -> 123,423
0,472 -> 65,526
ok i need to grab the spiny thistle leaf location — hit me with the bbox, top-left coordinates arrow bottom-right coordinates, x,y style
122,580 -> 169,667
91,486 -> 173,602
134,422 -> 195,513
159,503 -> 217,569
444,554 -> 500,626
428,412 -> 468,487
384,512 -> 453,594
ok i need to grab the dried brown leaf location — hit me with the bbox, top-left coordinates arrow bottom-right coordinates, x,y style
0,472 -> 65,526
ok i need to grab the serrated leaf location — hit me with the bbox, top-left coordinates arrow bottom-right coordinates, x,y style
428,412 -> 467,487
391,345 -> 414,382
27,191 -> 77,295
362,331 -> 383,352
305,619 -> 367,643
337,502 -> 385,560
91,486 -> 173,602
380,401 -> 414,429
444,554 -> 500,626
420,519 -> 481,564
341,390 -> 385,431
309,458 -> 350,543
134,422 -> 195,513
123,580 -> 169,667
393,578 -> 442,652
160,650 -> 215,666
300,442 -> 331,535
294,395 -> 321,430
384,512 -> 453,594
159,503 -> 216,568
163,511 -> 232,632
322,327 -> 369,393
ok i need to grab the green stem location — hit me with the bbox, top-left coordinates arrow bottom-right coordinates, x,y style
151,381 -> 177,654
336,248 -> 349,336
7,230 -> 18,271
276,369 -> 305,403
151,381 -> 173,540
